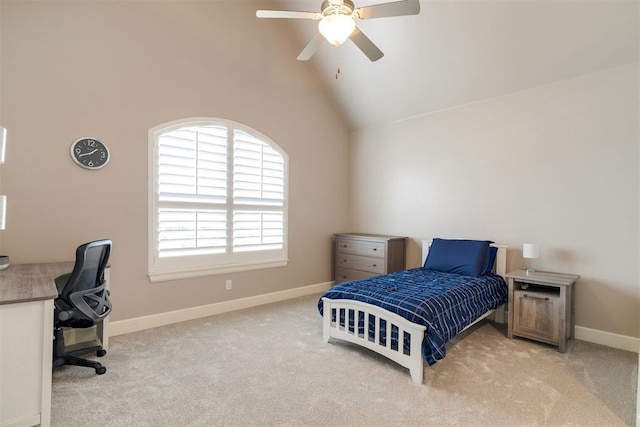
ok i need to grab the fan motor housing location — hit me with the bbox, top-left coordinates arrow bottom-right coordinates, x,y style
321,0 -> 355,17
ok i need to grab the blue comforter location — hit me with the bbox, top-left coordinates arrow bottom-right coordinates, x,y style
318,268 -> 508,365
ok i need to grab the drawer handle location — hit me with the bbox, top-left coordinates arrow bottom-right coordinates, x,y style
523,294 -> 550,301
343,245 -> 348,248
372,248 -> 377,251
372,264 -> 377,267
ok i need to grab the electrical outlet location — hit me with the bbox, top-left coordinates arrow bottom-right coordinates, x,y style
225,280 -> 232,290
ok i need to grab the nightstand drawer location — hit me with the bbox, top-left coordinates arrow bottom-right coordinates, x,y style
336,253 -> 385,274
335,268 -> 377,284
336,237 -> 385,258
513,290 -> 560,343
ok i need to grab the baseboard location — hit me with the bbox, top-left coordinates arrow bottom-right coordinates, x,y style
574,325 -> 640,353
109,281 -> 333,337
110,283 -> 640,354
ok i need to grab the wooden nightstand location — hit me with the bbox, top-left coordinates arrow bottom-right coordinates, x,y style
506,270 -> 579,353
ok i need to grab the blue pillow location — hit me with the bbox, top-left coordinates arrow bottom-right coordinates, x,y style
483,246 -> 498,275
424,238 -> 492,277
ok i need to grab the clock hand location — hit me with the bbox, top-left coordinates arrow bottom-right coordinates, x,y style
79,149 -> 98,157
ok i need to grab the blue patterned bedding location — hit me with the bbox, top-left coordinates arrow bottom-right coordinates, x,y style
318,267 -> 508,365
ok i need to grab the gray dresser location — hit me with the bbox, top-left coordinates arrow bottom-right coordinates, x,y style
334,233 -> 406,284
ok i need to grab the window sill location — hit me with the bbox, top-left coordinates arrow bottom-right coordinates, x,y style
148,259 -> 289,282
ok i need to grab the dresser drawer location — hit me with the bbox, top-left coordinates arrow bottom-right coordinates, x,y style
336,237 -> 385,258
335,268 -> 377,284
336,253 -> 385,274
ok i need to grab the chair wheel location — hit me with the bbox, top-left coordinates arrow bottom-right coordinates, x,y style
96,349 -> 107,357
96,366 -> 107,375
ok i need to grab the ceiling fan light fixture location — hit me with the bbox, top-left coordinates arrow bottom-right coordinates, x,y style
257,0 -> 420,62
318,14 -> 356,46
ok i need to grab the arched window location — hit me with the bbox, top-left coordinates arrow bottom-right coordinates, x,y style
148,118 -> 288,281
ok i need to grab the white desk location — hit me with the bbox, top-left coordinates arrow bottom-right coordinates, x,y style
0,263 -> 110,427
0,262 -> 72,427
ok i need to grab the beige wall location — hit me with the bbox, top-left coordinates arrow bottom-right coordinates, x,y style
3,1 -> 636,340
0,2 -> 3,256
350,63 -> 639,338
0,1 -> 350,321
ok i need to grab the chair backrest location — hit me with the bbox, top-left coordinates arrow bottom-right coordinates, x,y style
58,239 -> 112,323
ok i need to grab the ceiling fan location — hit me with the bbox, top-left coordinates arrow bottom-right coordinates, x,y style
256,0 -> 420,62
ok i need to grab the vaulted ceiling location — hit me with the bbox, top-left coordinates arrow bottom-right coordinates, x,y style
259,0 -> 639,130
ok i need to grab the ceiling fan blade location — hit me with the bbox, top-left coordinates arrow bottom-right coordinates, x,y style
349,27 -> 384,61
297,33 -> 325,61
256,10 -> 320,20
355,0 -> 420,20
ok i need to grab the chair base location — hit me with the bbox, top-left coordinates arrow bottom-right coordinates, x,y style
53,327 -> 107,375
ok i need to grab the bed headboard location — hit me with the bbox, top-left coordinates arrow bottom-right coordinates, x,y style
421,240 -> 508,279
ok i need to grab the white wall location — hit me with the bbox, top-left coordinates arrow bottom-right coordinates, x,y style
0,1 -> 350,321
350,63 -> 639,339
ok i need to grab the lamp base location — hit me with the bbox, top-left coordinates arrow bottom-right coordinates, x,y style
525,268 -> 536,275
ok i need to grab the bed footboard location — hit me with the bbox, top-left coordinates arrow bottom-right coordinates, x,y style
322,297 -> 427,384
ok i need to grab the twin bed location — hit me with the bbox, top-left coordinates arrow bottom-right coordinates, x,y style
318,238 -> 508,384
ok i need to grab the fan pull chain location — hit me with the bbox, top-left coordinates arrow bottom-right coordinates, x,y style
335,47 -> 341,80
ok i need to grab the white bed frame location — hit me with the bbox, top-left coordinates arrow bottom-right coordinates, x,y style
322,240 -> 507,384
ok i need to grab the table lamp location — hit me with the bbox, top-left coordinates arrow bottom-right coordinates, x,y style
523,243 -> 539,275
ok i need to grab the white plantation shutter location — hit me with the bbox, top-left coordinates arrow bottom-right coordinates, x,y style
233,130 -> 285,206
232,130 -> 285,252
149,119 -> 288,281
157,126 -> 228,256
157,208 -> 227,255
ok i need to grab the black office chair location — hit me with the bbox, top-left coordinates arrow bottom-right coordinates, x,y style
53,239 -> 112,375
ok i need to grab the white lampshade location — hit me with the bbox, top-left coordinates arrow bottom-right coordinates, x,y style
0,126 -> 6,164
523,243 -> 539,259
0,195 -> 6,230
318,14 -> 356,46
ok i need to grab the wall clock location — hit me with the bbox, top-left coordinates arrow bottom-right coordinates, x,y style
70,137 -> 110,170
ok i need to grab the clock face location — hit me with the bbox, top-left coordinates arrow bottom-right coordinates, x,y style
70,137 -> 110,170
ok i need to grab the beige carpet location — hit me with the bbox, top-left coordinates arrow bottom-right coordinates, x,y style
51,294 -> 637,426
